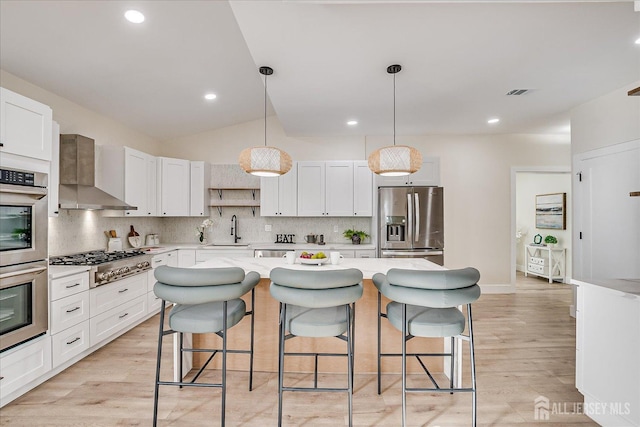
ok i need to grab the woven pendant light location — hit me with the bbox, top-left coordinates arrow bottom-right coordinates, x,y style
239,66 -> 292,177
368,64 -> 422,176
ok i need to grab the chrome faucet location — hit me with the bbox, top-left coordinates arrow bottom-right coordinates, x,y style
231,215 -> 241,244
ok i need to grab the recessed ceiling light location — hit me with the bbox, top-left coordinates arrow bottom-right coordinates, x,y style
487,118 -> 500,124
204,93 -> 217,100
635,37 -> 640,45
124,10 -> 145,24
347,120 -> 358,126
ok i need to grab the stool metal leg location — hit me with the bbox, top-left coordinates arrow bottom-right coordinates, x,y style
347,304 -> 354,427
179,332 -> 184,388
401,303 -> 407,427
468,304 -> 477,427
249,288 -> 255,391
450,336 -> 455,394
277,302 -> 286,427
153,301 -> 166,427
377,291 -> 382,395
221,301 -> 228,427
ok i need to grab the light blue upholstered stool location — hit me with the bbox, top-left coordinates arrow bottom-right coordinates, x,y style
373,267 -> 481,427
152,265 -> 260,426
269,267 -> 364,427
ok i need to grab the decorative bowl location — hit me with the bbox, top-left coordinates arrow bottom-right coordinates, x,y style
299,257 -> 329,265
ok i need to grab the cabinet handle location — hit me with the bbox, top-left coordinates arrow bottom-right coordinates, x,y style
65,283 -> 81,289
66,337 -> 81,345
0,376 -> 4,380
118,288 -> 129,293
119,312 -> 129,319
66,306 -> 80,313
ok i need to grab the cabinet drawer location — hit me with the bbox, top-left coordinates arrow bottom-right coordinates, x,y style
50,291 -> 90,334
147,291 -> 163,314
90,295 -> 147,347
52,321 -> 90,368
528,256 -> 545,266
528,263 -> 545,274
90,274 -> 146,316
0,337 -> 51,400
50,272 -> 90,301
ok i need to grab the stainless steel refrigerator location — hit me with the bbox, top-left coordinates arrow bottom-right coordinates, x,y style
378,186 -> 444,265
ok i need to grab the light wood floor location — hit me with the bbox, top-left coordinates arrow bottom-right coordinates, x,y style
1,273 -> 597,426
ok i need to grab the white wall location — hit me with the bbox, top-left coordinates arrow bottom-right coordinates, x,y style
515,172 -> 572,278
571,80 -> 640,155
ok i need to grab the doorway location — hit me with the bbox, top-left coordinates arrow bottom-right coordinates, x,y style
510,167 -> 572,291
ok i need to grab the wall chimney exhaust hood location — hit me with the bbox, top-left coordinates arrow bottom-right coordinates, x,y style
59,134 -> 137,210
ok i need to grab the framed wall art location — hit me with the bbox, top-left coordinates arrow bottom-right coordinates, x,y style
535,193 -> 566,230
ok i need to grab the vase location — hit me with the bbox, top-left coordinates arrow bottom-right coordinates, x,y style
198,232 -> 207,245
351,234 -> 361,245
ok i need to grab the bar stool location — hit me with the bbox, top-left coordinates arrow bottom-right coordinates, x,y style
373,267 -> 481,426
269,267 -> 364,427
152,265 -> 260,426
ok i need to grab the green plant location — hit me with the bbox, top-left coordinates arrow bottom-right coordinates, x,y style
544,235 -> 558,245
343,228 -> 370,241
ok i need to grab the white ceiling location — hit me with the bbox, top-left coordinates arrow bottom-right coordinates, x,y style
1,1 -> 638,142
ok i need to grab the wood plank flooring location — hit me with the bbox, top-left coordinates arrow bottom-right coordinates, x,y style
0,273 -> 597,426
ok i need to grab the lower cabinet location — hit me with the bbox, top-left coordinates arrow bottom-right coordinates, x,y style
90,295 -> 147,346
52,322 -> 90,368
0,336 -> 52,401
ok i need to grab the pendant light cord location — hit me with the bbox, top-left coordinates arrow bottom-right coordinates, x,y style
393,72 -> 396,146
264,73 -> 268,147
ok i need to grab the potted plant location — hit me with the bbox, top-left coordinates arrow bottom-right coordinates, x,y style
343,228 -> 370,245
544,235 -> 558,248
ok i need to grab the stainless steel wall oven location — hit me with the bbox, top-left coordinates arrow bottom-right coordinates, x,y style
0,167 -> 48,352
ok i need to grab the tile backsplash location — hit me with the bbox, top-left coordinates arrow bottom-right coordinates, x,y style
48,164 -> 374,255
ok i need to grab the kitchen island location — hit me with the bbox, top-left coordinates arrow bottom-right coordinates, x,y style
178,257 -> 455,377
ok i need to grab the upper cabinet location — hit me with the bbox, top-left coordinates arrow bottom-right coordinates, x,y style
260,162 -> 298,216
98,146 -> 157,216
353,161 -> 373,216
190,161 -> 210,217
297,161 -> 373,217
0,87 -> 53,161
376,157 -> 440,187
157,157 -> 190,216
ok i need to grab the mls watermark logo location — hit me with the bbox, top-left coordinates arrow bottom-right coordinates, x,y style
534,396 -> 550,420
533,394 -> 631,421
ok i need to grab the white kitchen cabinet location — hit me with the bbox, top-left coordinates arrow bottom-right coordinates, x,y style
575,282 -> 640,426
98,146 -> 157,216
376,157 -> 440,186
190,161 -> 210,216
353,161 -> 373,216
89,274 -> 146,320
355,249 -> 376,258
49,270 -> 90,368
0,336 -> 51,402
157,157 -> 190,216
298,161 -> 358,217
90,295 -> 147,347
261,162 -> 298,216
0,87 -> 52,161
48,121 -> 60,217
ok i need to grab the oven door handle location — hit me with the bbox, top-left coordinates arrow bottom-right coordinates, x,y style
0,183 -> 47,199
0,266 -> 47,280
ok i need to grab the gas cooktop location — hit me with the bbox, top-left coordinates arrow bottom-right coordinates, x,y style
49,250 -> 147,266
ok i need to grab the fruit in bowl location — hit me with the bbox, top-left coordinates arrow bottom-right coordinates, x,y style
299,252 -> 327,260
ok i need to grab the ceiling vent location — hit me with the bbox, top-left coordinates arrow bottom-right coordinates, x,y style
506,89 -> 529,96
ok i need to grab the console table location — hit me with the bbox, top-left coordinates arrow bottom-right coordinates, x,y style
524,244 -> 566,283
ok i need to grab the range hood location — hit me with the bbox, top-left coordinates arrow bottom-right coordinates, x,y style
59,134 -> 137,210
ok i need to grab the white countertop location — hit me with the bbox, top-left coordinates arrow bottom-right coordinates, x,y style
134,242 -> 375,254
193,256 -> 445,279
572,278 -> 640,297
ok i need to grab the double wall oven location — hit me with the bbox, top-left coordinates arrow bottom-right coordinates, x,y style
0,167 -> 49,352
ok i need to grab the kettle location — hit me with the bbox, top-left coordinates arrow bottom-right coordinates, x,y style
304,234 -> 317,244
